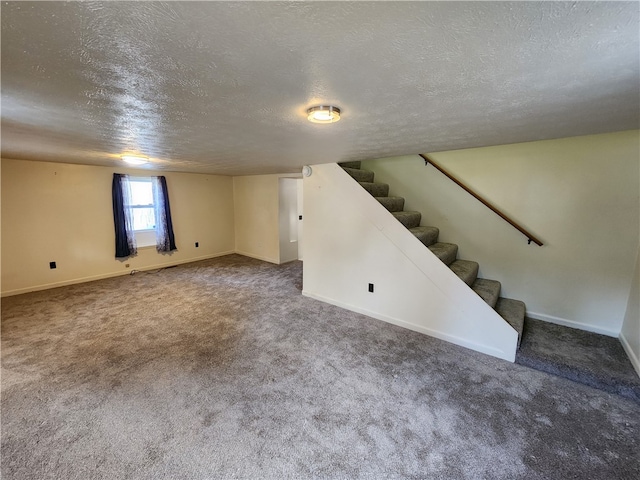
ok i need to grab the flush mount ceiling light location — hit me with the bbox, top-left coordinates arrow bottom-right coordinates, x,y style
307,105 -> 341,124
121,155 -> 149,165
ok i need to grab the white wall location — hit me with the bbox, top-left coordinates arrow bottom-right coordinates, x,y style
278,178 -> 300,264
1,158 -> 235,296
303,163 -> 518,362
233,173 -> 301,265
621,247 -> 640,376
362,131 -> 640,336
297,177 -> 304,261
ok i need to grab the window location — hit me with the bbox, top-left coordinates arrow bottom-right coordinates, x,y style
128,178 -> 156,247
129,178 -> 155,227
112,173 -> 177,257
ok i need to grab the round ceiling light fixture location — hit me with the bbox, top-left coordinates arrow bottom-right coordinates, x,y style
121,155 -> 149,165
307,105 -> 341,124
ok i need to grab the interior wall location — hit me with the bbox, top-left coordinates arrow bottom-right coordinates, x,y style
233,173 -> 301,264
303,163 -> 518,361
1,158 -> 235,296
621,246 -> 640,376
297,178 -> 304,261
361,130 -> 640,336
233,174 -> 281,264
278,178 -> 299,264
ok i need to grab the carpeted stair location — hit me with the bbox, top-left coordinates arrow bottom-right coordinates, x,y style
339,161 -> 526,346
339,161 -> 640,402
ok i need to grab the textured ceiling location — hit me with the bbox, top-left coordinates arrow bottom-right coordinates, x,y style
1,1 -> 638,175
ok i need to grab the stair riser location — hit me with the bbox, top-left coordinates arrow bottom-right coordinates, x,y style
343,167 -> 375,182
471,278 -> 501,307
450,260 -> 479,287
496,298 -> 526,347
359,182 -> 389,197
339,161 -> 362,169
376,197 -> 405,212
411,227 -> 439,247
428,243 -> 458,266
393,212 -> 421,229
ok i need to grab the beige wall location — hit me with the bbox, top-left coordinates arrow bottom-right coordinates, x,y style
233,173 -> 301,264
233,174 -> 281,264
362,130 -> 640,336
1,158 -> 235,296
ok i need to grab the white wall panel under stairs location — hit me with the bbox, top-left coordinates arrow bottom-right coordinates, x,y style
302,163 -> 518,362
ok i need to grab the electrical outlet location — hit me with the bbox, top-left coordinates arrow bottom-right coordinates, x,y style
125,264 -> 130,268
49,261 -> 57,269
195,242 -> 199,248
368,283 -> 374,293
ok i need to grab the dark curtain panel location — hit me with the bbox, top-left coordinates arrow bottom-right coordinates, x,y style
112,173 -> 136,258
156,176 -> 177,252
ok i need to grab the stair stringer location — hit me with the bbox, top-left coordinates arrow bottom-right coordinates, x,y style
302,163 -> 518,362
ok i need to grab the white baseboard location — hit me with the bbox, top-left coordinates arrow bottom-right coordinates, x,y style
302,290 -> 516,362
619,332 -> 640,378
527,311 -> 619,337
233,250 -> 279,265
1,251 -> 235,297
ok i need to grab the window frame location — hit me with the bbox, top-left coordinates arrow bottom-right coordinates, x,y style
128,176 -> 156,247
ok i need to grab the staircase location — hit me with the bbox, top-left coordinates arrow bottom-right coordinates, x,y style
339,161 -> 526,347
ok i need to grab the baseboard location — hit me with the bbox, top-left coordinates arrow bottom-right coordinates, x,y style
527,311 -> 619,337
619,332 -> 640,378
1,251 -> 236,297
302,290 -> 516,362
233,250 -> 279,265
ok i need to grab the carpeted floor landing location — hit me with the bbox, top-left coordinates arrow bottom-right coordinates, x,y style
2,254 -> 639,479
516,318 -> 640,404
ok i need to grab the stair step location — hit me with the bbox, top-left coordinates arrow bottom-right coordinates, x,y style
392,211 -> 421,229
496,298 -> 526,347
376,196 -> 405,212
450,260 -> 479,287
342,167 -> 374,182
359,182 -> 389,197
472,278 -> 501,308
409,226 -> 439,246
338,161 -> 361,169
346,163 -> 529,355
428,242 -> 458,266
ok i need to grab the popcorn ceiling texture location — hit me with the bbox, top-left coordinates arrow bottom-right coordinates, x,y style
1,1 -> 638,175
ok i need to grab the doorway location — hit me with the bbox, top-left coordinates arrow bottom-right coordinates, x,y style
278,177 -> 303,263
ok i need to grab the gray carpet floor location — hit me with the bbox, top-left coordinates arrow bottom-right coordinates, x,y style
1,254 -> 639,479
516,318 -> 640,404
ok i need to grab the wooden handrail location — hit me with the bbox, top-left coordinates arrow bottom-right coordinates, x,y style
419,153 -> 544,246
